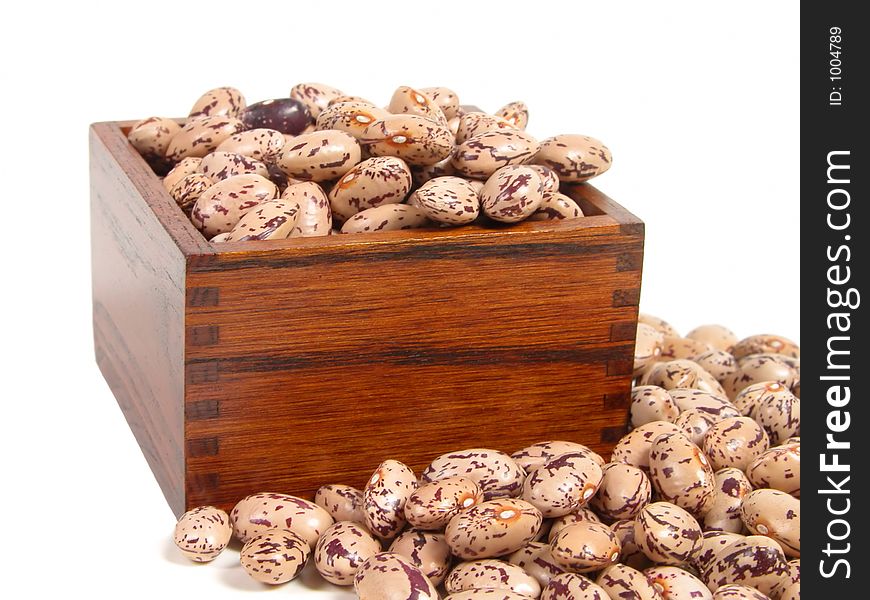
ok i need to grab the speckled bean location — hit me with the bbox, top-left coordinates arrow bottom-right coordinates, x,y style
128,117 -> 180,159
199,151 -> 269,182
454,131 -> 541,179
630,386 -> 679,427
668,389 -> 740,420
610,519 -> 652,570
230,492 -> 334,547
692,350 -> 739,382
189,86 -> 246,119
740,490 -> 800,557
448,590 -> 535,600
507,541 -> 565,588
711,585 -> 770,599
405,476 -> 484,530
549,521 -> 621,573
732,382 -> 791,418
390,530 -> 452,586
445,499 -> 543,559
455,112 -> 517,144
521,452 -> 603,518
704,536 -> 788,595
703,417 -> 770,471
610,421 -> 681,470
362,114 -> 454,166
639,314 -> 680,337
547,508 -> 602,542
191,173 -> 277,237
216,128 -> 285,162
165,116 -> 246,162
511,442 -> 604,473
641,360 -> 728,397
364,459 -> 417,540
421,86 -> 460,120
721,355 -> 797,400
661,336 -> 714,361
340,204 -> 430,234
240,529 -> 310,584
290,82 -> 345,118
315,484 -> 366,524
169,173 -> 213,214
693,531 -> 745,578
703,468 -> 753,533
278,181 -> 331,237
635,502 -> 703,566
534,135 -> 611,183
277,130 -> 361,182
645,565 -> 712,600
328,156 -> 412,222
446,559 -> 541,598
730,335 -> 799,360
745,442 -> 800,497
496,101 -> 529,130
648,432 -> 716,516
414,176 -> 481,225
753,392 -> 800,445
590,462 -> 651,520
354,552 -> 439,600
685,325 -> 738,353
596,564 -> 662,600
541,572 -> 611,600
163,156 -> 202,191
423,449 -> 527,500
173,506 -> 232,562
527,193 -> 584,221
316,101 -> 390,139
314,521 -> 381,585
223,199 -> 300,241
389,85 -> 448,125
480,165 -> 545,223
673,409 -> 720,447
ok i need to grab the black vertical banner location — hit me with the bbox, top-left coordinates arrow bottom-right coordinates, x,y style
803,4 -> 867,596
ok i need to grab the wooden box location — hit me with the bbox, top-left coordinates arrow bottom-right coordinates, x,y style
90,120 -> 644,517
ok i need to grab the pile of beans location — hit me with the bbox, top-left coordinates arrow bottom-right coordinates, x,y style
127,84 -> 611,241
172,315 -> 799,600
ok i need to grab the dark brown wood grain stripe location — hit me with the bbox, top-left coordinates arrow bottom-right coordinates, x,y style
607,358 -> 634,376
185,400 -> 221,420
187,287 -> 220,307
187,437 -> 220,457
185,343 -> 634,374
189,241 -> 641,272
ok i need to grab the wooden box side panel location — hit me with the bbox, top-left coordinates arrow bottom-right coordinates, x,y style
183,221 -> 643,512
90,125 -> 187,516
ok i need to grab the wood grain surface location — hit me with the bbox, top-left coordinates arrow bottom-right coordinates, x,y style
91,120 -> 644,517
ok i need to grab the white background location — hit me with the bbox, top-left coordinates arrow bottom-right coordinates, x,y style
1,1 -> 798,598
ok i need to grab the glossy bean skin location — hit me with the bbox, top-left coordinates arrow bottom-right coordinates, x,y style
740,490 -> 800,557
453,131 -> 541,179
188,86 -> 246,119
496,101 -> 529,130
648,432 -> 716,516
511,442 -> 604,473
704,536 -> 788,595
522,452 -> 603,518
411,155 -> 456,187
199,151 -> 268,182
711,585 -> 770,599
769,559 -> 800,599
240,529 -> 310,584
549,521 -> 621,573
703,417 -> 770,471
163,156 -> 202,191
753,392 -> 800,445
661,336 -> 714,361
128,116 -> 180,159
692,350 -> 739,382
645,565 -> 713,600
230,492 -> 334,548
191,173 -> 277,237
667,389 -> 740,420
745,442 -> 800,497
165,116 -> 246,163
315,484 -> 366,524
405,476 -> 484,530
281,181 -> 332,237
674,409 -> 720,447
242,97 -> 312,135
216,128 -> 285,161
340,204 -> 430,234
390,530 -> 452,586
277,130 -> 361,182
703,468 -> 753,533
362,114 -> 454,166
354,552 -> 439,600
730,335 -> 799,360
685,325 -> 738,353
596,564 -> 663,600
534,135 -> 612,183
721,355 -> 797,400
423,449 -> 527,500
316,100 -> 390,139
635,502 -> 703,566
445,559 -> 541,598
389,85 -> 448,125
630,386 -> 678,427
732,382 -> 792,418
314,521 -> 381,585
169,173 -> 212,214
421,86 -> 461,119
445,499 -> 543,559
173,506 -> 232,562
590,462 -> 651,520
693,531 -> 745,578
328,156 -> 412,222
480,165 -> 545,223
507,541 -> 565,588
455,112 -> 517,144
639,314 -> 680,337
610,421 -> 681,471
446,590 -> 533,600
541,572 -> 611,600
224,199 -> 300,242
610,519 -> 653,570
415,176 -> 481,225
633,324 -> 665,376
290,82 -> 345,118
641,360 -> 728,397
364,459 -> 417,540
547,508 -> 602,542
